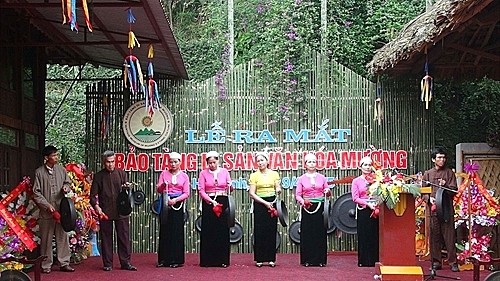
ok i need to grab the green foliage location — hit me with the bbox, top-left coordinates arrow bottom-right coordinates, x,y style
433,78 -> 500,166
45,65 -> 120,163
171,0 -> 425,121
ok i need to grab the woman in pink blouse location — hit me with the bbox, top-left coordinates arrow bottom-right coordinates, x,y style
198,151 -> 232,268
295,153 -> 331,267
155,152 -> 190,268
351,156 -> 379,267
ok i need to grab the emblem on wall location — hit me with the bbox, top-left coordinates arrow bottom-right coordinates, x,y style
122,101 -> 173,150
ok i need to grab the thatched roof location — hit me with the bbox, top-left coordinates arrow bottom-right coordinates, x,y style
367,0 -> 499,80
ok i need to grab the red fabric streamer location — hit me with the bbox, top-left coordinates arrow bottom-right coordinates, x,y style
52,211 -> 61,223
370,207 -> 380,218
268,207 -> 278,218
303,200 -> 312,209
212,203 -> 223,217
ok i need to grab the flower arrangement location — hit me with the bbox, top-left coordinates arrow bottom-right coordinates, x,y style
457,232 -> 493,262
0,177 -> 40,271
454,163 -> 500,262
65,163 -> 99,263
366,161 -> 421,209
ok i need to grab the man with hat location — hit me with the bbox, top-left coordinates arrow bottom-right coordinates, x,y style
90,150 -> 137,271
33,145 -> 75,274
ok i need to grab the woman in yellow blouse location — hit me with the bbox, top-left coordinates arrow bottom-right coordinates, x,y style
249,151 -> 281,267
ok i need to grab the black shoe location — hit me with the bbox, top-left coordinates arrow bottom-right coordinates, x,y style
103,267 -> 112,271
303,263 -> 310,267
319,263 -> 326,267
451,263 -> 459,272
432,262 -> 442,270
60,265 -> 75,272
169,264 -> 179,268
121,264 -> 137,271
156,263 -> 165,268
221,264 -> 228,268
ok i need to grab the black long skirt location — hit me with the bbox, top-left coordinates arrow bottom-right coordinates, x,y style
200,196 -> 230,267
300,202 -> 327,266
158,201 -> 185,266
253,196 -> 277,263
356,207 -> 379,267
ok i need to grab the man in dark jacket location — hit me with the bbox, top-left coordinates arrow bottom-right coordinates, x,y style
422,147 -> 459,272
90,150 -> 137,271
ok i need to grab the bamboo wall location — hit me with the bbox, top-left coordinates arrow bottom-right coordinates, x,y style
85,52 -> 434,253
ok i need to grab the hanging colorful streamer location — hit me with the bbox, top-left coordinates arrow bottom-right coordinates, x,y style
420,48 -> 433,110
374,75 -> 383,125
123,8 -> 144,95
61,0 -> 93,32
100,95 -> 110,140
145,44 -> 161,117
123,55 -> 145,95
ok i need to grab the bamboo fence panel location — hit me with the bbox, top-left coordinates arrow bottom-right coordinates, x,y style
85,51 -> 433,254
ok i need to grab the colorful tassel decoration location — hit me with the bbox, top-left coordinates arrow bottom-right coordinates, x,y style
145,44 -> 161,117
61,0 -> 93,32
420,49 -> 433,110
123,55 -> 145,95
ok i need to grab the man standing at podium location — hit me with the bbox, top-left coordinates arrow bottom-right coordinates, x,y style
422,147 -> 459,272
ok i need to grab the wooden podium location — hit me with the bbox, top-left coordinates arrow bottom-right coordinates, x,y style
375,187 -> 431,281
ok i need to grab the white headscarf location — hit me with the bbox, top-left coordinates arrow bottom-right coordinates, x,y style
359,156 -> 372,167
254,151 -> 269,161
206,151 -> 219,160
169,152 -> 182,160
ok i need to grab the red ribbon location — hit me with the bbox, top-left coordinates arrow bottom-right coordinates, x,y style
65,163 -> 85,182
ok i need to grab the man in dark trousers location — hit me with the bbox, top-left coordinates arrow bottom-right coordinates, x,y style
33,145 -> 75,274
422,147 -> 459,272
90,150 -> 137,271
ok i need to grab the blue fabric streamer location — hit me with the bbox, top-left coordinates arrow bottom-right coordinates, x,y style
148,62 -> 154,77
70,0 -> 78,32
129,59 -> 137,92
127,8 -> 137,24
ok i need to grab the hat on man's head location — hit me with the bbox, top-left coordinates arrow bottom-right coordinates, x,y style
304,153 -> 317,162
206,151 -> 219,160
254,151 -> 269,161
169,152 -> 182,160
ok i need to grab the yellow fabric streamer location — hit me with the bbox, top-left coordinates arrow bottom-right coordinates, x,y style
128,31 -> 140,49
66,0 -> 72,22
148,44 -> 154,59
81,0 -> 93,32
61,0 -> 67,24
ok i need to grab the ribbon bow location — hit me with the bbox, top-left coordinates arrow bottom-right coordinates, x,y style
464,162 -> 480,173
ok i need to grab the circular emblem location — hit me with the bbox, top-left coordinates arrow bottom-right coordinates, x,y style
123,101 -> 173,150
